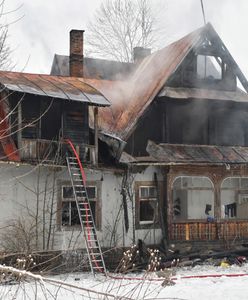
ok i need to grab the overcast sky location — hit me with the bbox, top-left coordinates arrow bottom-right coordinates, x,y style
4,0 -> 248,78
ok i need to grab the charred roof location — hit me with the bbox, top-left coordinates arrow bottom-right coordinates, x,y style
51,23 -> 248,143
85,24 -> 248,141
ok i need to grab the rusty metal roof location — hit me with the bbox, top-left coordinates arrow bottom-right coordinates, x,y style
0,71 -> 110,106
84,24 -> 207,139
145,140 -> 248,165
84,23 -> 248,140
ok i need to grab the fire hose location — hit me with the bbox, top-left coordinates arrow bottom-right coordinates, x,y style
65,139 -> 104,273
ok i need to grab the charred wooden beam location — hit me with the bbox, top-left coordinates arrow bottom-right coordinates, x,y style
17,101 -> 22,154
94,107 -> 98,166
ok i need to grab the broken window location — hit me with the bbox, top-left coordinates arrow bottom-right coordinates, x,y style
135,184 -> 158,228
60,183 -> 100,229
221,177 -> 248,219
172,176 -> 214,221
197,55 -> 222,80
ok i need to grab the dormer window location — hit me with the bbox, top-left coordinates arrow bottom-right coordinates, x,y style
197,55 -> 222,80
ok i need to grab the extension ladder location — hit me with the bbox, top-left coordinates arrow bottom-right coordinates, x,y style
65,140 -> 106,275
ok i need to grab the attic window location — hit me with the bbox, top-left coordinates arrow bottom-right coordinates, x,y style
197,55 -> 222,80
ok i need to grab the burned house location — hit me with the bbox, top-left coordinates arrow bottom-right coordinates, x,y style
52,23 -> 248,249
0,23 -> 248,257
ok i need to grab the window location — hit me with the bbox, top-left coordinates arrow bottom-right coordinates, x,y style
221,177 -> 248,220
58,181 -> 100,229
197,55 -> 222,80
172,176 -> 214,221
135,182 -> 160,229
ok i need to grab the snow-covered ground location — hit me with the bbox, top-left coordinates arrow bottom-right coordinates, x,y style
1,263 -> 248,299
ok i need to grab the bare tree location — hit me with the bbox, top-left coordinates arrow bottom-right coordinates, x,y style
87,0 -> 163,62
0,0 -> 23,70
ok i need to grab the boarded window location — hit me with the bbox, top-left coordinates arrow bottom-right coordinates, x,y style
172,176 -> 214,221
22,97 -> 41,139
221,177 -> 248,220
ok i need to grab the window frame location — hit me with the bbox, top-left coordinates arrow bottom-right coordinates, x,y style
172,176 -> 214,221
57,180 -> 101,230
196,54 -> 222,81
220,177 -> 248,220
135,181 -> 162,230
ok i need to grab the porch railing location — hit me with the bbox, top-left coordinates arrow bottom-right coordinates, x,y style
170,221 -> 248,241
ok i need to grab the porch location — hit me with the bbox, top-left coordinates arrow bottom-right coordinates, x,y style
170,220 -> 248,241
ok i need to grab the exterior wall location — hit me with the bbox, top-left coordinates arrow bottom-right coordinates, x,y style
131,166 -> 163,245
0,162 -> 164,252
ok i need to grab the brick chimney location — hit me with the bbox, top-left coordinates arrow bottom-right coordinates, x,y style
69,29 -> 84,77
133,47 -> 151,63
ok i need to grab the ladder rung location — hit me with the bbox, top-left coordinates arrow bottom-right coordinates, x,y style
92,266 -> 104,269
89,246 -> 101,250
92,259 -> 103,262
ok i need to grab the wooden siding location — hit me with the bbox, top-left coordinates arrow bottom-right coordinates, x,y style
21,138 -> 96,164
62,102 -> 89,145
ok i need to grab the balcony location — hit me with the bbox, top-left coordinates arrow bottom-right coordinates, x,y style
20,139 -> 97,165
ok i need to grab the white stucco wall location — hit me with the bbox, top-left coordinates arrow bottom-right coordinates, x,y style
0,162 -> 164,252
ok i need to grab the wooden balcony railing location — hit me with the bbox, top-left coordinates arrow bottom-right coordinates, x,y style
21,139 -> 97,165
170,221 -> 248,241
